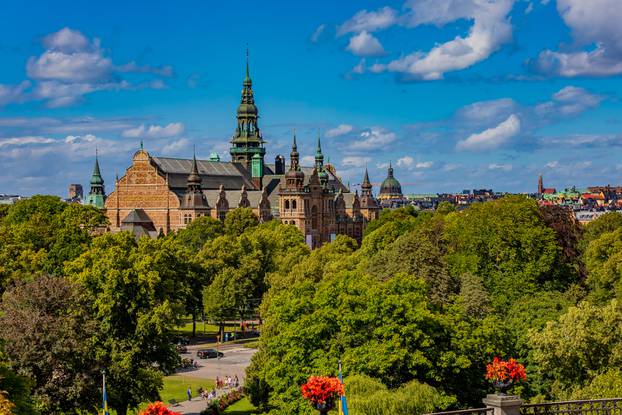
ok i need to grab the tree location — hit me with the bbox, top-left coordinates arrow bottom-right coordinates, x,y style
174,216 -> 224,252
0,362 -> 35,415
444,196 -> 567,309
0,275 -> 98,414
224,208 -> 259,236
580,212 -> 622,252
583,228 -> 622,302
346,374 -> 454,415
529,300 -> 622,399
66,232 -> 190,415
366,218 -> 453,305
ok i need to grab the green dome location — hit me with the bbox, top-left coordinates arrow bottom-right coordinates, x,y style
379,165 -> 402,196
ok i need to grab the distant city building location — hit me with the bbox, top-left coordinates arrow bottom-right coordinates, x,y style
378,163 -> 406,207
0,194 -> 26,205
68,184 -> 83,201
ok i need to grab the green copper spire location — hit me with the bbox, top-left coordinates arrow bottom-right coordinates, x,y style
86,150 -> 106,209
230,47 -> 265,171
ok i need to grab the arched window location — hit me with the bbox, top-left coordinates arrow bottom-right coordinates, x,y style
292,200 -> 297,210
285,200 -> 290,210
291,220 -> 296,226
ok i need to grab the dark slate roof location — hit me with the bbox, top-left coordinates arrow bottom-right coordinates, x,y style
151,157 -> 255,190
122,209 -> 154,224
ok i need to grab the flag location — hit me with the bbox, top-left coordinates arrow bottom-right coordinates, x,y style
338,360 -> 349,415
102,371 -> 110,415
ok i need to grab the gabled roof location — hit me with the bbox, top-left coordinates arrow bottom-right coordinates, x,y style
151,157 -> 256,190
122,209 -> 153,224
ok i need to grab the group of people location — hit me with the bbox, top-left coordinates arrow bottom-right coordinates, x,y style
215,374 -> 239,389
185,375 -> 240,402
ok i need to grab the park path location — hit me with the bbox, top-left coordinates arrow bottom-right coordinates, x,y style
170,345 -> 256,414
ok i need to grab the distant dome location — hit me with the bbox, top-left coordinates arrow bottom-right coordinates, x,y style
209,153 -> 220,161
379,164 -> 403,198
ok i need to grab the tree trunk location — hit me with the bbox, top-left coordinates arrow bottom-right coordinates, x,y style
117,404 -> 128,415
219,321 -> 225,342
192,311 -> 197,337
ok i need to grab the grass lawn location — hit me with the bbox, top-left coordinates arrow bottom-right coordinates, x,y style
224,397 -> 257,414
160,375 -> 215,403
174,319 -> 237,336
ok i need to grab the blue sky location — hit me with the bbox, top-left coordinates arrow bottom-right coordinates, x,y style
1,0 -> 622,196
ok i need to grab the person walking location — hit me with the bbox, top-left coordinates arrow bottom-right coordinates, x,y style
187,386 -> 192,401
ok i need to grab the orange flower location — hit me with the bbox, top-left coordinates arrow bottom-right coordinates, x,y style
485,357 -> 527,383
301,376 -> 344,405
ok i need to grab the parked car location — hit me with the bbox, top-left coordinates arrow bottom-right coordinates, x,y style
197,349 -> 224,359
176,344 -> 188,353
172,336 -> 190,345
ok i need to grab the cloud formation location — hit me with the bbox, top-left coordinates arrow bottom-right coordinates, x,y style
340,0 -> 516,80
349,127 -> 396,150
0,27 -> 172,108
535,0 -> 622,77
457,114 -> 521,151
122,122 -> 185,139
346,31 -> 385,57
325,124 -> 354,138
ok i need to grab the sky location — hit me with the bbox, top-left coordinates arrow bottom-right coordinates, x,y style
1,0 -> 622,196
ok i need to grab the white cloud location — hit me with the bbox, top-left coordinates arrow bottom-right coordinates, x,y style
416,161 -> 434,169
64,134 -> 97,144
0,81 -> 31,106
0,27 -> 174,108
301,155 -> 315,166
535,0 -> 622,77
351,59 -> 366,74
0,136 -> 56,148
337,7 -> 398,35
43,27 -> 90,53
396,156 -> 415,168
350,127 -> 396,150
371,0 -> 515,80
488,163 -> 512,171
342,156 -> 371,167
346,31 -> 385,57
535,86 -> 603,117
311,24 -> 326,43
546,161 -> 559,168
326,124 -> 354,138
161,138 -> 190,155
456,114 -> 521,151
121,122 -> 185,139
443,163 -> 461,172
457,98 -> 517,124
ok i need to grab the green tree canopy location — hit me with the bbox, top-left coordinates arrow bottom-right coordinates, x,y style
0,275 -> 98,414
224,207 -> 259,236
65,232 -> 190,415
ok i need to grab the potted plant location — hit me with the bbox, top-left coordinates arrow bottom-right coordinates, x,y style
485,357 -> 527,395
301,376 -> 344,415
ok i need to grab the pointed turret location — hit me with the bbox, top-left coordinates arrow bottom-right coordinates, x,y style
181,150 -> 209,211
285,131 -> 304,189
361,167 -> 372,195
86,150 -> 106,208
187,151 -> 202,190
230,48 -> 266,171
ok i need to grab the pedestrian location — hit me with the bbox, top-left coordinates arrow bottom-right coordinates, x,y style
187,386 -> 192,401
234,375 -> 239,387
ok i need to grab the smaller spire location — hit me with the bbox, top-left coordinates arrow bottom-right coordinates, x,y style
316,129 -> 322,155
245,45 -> 250,79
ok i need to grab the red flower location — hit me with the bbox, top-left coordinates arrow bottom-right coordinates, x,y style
139,401 -> 182,415
301,376 -> 344,405
485,357 -> 527,383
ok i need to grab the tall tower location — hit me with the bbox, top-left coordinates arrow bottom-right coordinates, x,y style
230,48 -> 266,178
85,151 -> 106,209
538,174 -> 544,194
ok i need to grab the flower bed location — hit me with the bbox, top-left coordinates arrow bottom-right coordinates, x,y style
200,387 -> 244,415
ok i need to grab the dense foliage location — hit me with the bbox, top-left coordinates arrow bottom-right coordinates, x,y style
1,195 -> 622,414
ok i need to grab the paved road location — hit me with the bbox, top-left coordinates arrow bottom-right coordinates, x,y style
170,344 -> 257,414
